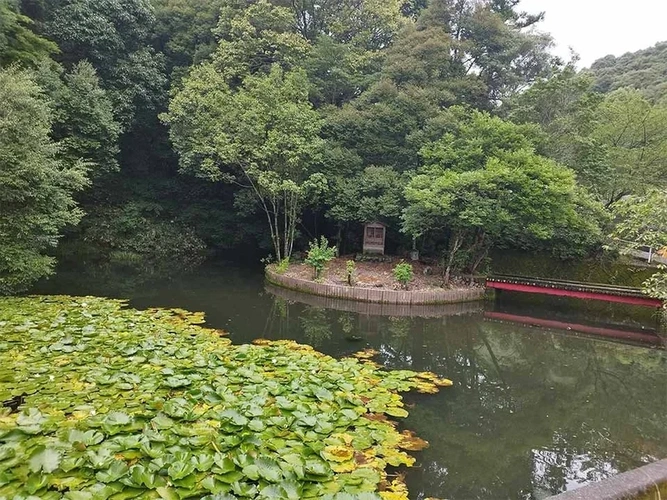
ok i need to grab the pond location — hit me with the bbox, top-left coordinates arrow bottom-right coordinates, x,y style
35,261 -> 667,500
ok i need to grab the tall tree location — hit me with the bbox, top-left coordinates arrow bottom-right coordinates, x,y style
30,0 -> 167,130
211,0 -> 309,84
164,64 -> 325,261
275,0 -> 405,51
0,67 -> 88,294
35,61 -> 121,173
0,0 -> 56,66
403,109 -> 602,283
508,71 -> 667,207
591,89 -> 667,205
417,0 -> 561,103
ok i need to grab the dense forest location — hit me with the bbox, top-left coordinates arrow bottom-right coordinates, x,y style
588,41 -> 667,102
1,0 -> 667,297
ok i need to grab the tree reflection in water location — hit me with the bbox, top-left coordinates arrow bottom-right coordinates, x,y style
36,262 -> 667,500
262,292 -> 667,500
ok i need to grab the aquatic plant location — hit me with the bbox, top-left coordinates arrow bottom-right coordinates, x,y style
0,296 -> 451,499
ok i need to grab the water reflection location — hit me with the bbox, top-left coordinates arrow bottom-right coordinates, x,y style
259,290 -> 667,500
34,262 -> 667,500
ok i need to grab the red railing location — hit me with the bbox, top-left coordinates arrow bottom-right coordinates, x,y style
486,275 -> 664,308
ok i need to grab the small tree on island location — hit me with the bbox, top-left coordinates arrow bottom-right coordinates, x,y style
393,261 -> 414,290
346,260 -> 356,286
305,237 -> 337,280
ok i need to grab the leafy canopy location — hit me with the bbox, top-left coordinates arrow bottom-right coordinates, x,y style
0,0 -> 57,66
164,63 -> 324,261
403,109 -> 602,279
0,67 -> 88,295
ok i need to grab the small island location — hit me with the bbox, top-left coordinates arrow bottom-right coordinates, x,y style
267,256 -> 485,305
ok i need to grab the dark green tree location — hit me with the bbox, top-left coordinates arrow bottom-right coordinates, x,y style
33,0 -> 167,130
151,0 -> 225,73
0,67 -> 88,294
0,0 -> 56,66
35,61 -> 121,173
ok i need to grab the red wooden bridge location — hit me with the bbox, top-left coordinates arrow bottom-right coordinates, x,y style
486,275 -> 664,308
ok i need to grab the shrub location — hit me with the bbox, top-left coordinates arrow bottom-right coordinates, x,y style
393,261 -> 414,289
305,236 -> 337,280
346,260 -> 356,286
275,258 -> 290,274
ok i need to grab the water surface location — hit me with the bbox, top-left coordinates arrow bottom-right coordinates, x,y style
36,262 -> 667,500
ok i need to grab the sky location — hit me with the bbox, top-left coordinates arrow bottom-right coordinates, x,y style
519,0 -> 667,67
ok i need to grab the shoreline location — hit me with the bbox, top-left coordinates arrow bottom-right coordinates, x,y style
265,266 -> 486,305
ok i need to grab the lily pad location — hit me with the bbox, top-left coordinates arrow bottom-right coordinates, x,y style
0,296 -> 452,499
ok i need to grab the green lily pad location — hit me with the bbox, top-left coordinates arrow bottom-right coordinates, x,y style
0,296 -> 451,500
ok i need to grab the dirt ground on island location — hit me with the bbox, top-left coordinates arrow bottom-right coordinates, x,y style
283,256 -> 478,291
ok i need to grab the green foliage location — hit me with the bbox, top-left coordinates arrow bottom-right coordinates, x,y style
412,0 -> 560,103
152,0 -> 225,72
0,0 -> 57,66
0,67 -> 88,294
346,260 -> 356,286
419,107 -> 542,172
38,0 -> 167,131
642,266 -> 667,302
63,201 -> 207,275
305,236 -> 337,280
588,41 -> 667,102
327,166 -> 406,225
611,190 -> 667,250
0,295 -> 450,498
508,70 -> 667,207
403,110 -> 602,282
304,34 -> 380,107
393,261 -> 413,289
35,60 -> 121,173
590,89 -> 667,205
212,0 -> 310,83
164,63 -> 324,261
281,0 -> 405,50
275,258 -> 290,274
610,190 -> 667,304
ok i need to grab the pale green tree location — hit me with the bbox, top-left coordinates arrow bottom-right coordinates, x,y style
591,89 -> 667,205
509,74 -> 667,207
212,0 -> 309,83
0,0 -> 57,67
163,64 -> 324,261
611,190 -> 667,303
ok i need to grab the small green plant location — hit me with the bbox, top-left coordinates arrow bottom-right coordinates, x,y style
346,260 -> 356,286
304,236 -> 337,280
275,257 -> 290,274
393,261 -> 414,289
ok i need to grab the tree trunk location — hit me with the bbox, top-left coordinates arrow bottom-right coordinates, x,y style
444,232 -> 464,286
